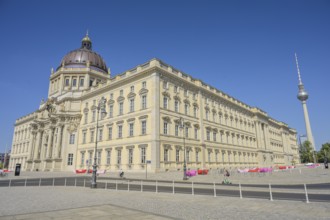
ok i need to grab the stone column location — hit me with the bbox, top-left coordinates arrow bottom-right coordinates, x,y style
48,127 -> 55,158
150,72 -> 160,171
198,91 -> 206,169
56,124 -> 64,158
28,131 -> 37,160
33,131 -> 42,159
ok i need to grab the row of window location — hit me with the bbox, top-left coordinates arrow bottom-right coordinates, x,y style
81,120 -> 147,144
84,95 -> 147,124
162,120 -> 257,147
163,147 -> 257,164
14,129 -> 30,142
11,142 -> 29,154
70,146 -> 147,166
162,96 -> 255,133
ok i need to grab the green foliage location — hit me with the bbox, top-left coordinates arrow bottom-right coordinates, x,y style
299,141 -> 314,163
317,142 -> 330,163
0,162 -> 3,169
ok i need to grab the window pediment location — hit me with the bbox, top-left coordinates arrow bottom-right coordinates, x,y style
127,118 -> 135,122
127,92 -> 136,99
116,120 -> 124,124
139,88 -> 149,95
117,96 -> 125,102
107,99 -> 115,105
162,116 -> 171,123
162,91 -> 171,98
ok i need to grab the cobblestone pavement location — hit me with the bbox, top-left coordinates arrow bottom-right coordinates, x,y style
1,166 -> 329,219
0,187 -> 329,220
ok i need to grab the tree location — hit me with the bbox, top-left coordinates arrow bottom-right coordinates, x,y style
317,142 -> 330,163
299,140 -> 314,163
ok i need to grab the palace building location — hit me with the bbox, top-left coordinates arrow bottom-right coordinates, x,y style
9,35 -> 300,172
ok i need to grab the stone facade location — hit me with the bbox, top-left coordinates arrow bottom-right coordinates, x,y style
9,36 -> 299,172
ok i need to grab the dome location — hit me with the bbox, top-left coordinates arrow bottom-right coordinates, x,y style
57,34 -> 108,74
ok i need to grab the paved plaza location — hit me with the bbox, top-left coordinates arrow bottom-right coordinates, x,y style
0,166 -> 329,220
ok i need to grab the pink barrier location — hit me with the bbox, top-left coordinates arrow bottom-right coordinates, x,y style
186,170 -> 197,177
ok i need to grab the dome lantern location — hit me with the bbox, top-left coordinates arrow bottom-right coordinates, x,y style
81,31 -> 92,50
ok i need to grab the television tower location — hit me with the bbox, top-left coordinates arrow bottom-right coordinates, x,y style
295,53 -> 316,162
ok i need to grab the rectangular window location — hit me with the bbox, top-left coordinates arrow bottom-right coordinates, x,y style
185,104 -> 189,115
186,150 -> 190,163
164,149 -> 169,162
84,113 -> 88,124
130,99 -> 135,112
90,131 -> 95,143
92,110 -> 96,122
163,122 -> 168,135
65,77 -> 70,86
208,151 -> 211,162
67,153 -> 73,165
141,147 -> 146,163
194,107 -> 197,118
184,89 -> 188,96
142,81 -> 146,88
106,150 -> 111,165
129,123 -> 134,137
176,149 -> 180,162
130,86 -> 134,92
117,150 -> 121,164
163,97 -> 168,109
185,127 -> 189,138
118,125 -> 123,138
69,134 -> 75,144
175,100 -> 179,112
79,77 -> 84,87
119,102 -> 123,115
213,132 -> 217,142
80,152 -> 85,165
97,151 -> 101,165
108,127 -> 113,140
175,125 -> 179,136
196,151 -> 199,162
215,152 -> 218,163
141,121 -> 147,135
128,149 -> 133,164
174,85 -> 178,93
194,128 -> 198,140
142,95 -> 147,109
99,129 -> 103,141
163,81 -> 168,89
82,132 -> 86,144
72,78 -> 77,87
109,105 -> 113,118
206,130 -> 210,141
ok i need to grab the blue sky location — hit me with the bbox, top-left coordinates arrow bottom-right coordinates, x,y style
0,0 -> 329,152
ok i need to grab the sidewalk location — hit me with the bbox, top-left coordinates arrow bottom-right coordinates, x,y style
0,187 -> 329,220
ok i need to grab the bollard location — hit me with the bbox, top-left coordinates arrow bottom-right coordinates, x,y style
39,178 -> 41,187
156,180 -> 158,193
304,184 -> 310,203
9,179 -> 11,187
173,181 -> 175,194
25,178 -> 27,187
105,181 -> 108,190
192,182 -> 194,196
53,178 -> 55,187
65,178 -> 67,187
128,180 -> 130,192
141,180 -> 143,192
239,183 -> 242,199
213,182 -> 216,197
116,180 -> 118,191
84,179 -> 86,188
269,183 -> 273,201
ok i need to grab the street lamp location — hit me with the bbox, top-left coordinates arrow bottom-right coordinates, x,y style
179,117 -> 188,180
91,97 -> 107,188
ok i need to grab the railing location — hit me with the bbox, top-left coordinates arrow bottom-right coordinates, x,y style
1,177 -> 329,203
